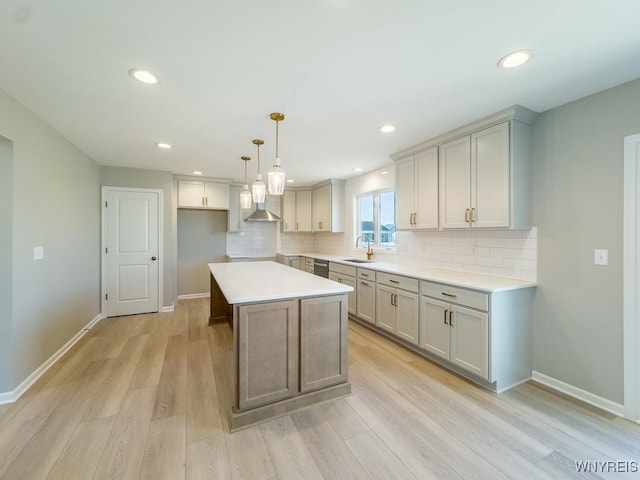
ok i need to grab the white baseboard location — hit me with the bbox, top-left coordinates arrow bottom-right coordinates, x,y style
178,293 -> 210,300
160,304 -> 175,313
531,371 -> 624,417
0,312 -> 103,405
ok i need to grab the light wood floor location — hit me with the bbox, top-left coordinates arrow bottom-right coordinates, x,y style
1,298 -> 639,479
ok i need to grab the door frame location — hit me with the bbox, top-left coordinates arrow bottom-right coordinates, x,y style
101,186 -> 164,317
623,133 -> 640,422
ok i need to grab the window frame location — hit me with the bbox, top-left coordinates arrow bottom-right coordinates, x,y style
355,188 -> 396,252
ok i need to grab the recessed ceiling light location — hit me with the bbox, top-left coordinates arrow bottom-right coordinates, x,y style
156,142 -> 171,149
192,171 -> 203,175
381,170 -> 389,175
379,124 -> 396,133
286,179 -> 294,183
353,168 -> 363,172
129,68 -> 160,85
497,50 -> 532,69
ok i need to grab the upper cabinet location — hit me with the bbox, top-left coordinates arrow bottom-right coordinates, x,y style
282,189 -> 312,233
440,122 -> 511,228
396,147 -> 439,230
391,105 -> 536,230
178,180 -> 230,210
312,179 -> 345,233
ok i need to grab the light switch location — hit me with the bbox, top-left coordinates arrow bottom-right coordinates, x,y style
594,249 -> 608,266
33,246 -> 44,260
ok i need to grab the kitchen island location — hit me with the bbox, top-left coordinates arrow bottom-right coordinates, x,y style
208,261 -> 353,431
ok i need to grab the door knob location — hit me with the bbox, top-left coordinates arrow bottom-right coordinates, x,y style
151,256 -> 157,261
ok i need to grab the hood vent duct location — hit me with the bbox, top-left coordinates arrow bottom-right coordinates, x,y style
245,202 -> 281,222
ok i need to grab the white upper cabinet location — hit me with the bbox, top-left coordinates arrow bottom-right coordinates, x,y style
396,147 -> 438,230
312,180 -> 345,233
392,105 -> 536,230
178,180 -> 230,210
296,190 -> 312,232
282,189 -> 312,232
440,122 -> 510,228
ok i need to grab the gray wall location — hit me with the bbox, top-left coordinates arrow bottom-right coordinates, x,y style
177,209 -> 227,295
532,77 -> 640,404
0,137 -> 13,392
100,166 -> 176,307
0,88 -> 101,391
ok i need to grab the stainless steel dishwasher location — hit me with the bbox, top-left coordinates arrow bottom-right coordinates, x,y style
313,259 -> 329,278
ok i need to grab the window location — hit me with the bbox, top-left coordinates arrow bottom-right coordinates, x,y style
357,189 -> 396,249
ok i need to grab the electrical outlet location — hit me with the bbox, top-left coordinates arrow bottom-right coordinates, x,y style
594,249 -> 608,266
33,246 -> 44,260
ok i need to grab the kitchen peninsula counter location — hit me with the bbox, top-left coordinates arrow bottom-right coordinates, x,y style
208,261 -> 353,431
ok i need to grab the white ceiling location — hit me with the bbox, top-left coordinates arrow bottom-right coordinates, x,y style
2,1 -> 640,186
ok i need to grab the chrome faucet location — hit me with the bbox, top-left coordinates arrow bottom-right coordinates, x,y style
355,235 -> 374,260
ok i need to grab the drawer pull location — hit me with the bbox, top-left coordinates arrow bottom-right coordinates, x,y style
360,281 -> 370,287
441,292 -> 457,298
389,279 -> 400,284
360,273 -> 370,277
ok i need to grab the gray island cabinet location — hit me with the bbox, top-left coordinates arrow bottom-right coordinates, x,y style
208,261 -> 353,431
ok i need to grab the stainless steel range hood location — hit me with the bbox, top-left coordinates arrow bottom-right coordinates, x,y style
245,202 -> 281,222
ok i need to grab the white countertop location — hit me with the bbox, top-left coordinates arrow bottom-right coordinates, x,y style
208,261 -> 353,304
277,252 -> 536,293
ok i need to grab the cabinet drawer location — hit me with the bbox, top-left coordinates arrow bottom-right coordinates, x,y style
377,272 -> 419,293
330,262 -> 356,277
420,281 -> 488,311
357,268 -> 376,281
304,257 -> 314,267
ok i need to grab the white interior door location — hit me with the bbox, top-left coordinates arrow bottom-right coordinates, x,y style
624,133 -> 640,421
105,188 -> 160,316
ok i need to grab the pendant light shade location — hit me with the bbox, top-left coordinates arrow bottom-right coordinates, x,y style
240,156 -> 252,209
251,139 -> 266,204
268,112 -> 286,195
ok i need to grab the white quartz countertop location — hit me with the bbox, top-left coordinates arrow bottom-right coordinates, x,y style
208,261 -> 353,304
277,252 -> 536,293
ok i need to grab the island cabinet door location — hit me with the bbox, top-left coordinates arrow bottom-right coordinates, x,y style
299,294 -> 348,393
237,300 -> 298,411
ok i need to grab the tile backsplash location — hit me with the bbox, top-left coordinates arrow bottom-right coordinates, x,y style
226,221 -> 278,257
286,228 -> 538,281
227,222 -> 537,281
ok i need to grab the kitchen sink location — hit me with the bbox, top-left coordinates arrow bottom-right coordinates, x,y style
341,258 -> 376,264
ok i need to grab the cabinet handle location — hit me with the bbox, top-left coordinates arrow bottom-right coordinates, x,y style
409,213 -> 413,225
296,222 -> 299,231
361,273 -> 369,277
390,293 -> 394,306
394,294 -> 398,306
444,309 -> 449,325
465,208 -> 470,222
389,279 -> 400,284
449,310 -> 454,326
471,208 -> 476,223
441,292 -> 457,298
202,196 -> 205,207
413,212 -> 417,225
360,281 -> 370,287
338,277 -> 342,283
206,196 -> 208,206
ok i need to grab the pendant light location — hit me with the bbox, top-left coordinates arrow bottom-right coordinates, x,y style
251,139 -> 266,203
240,156 -> 252,209
268,112 -> 286,195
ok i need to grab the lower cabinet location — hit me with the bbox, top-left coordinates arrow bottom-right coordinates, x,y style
299,295 -> 348,392
237,300 -> 298,411
420,297 -> 488,379
236,294 -> 348,411
356,268 -> 376,324
376,285 -> 419,345
329,271 -> 356,316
